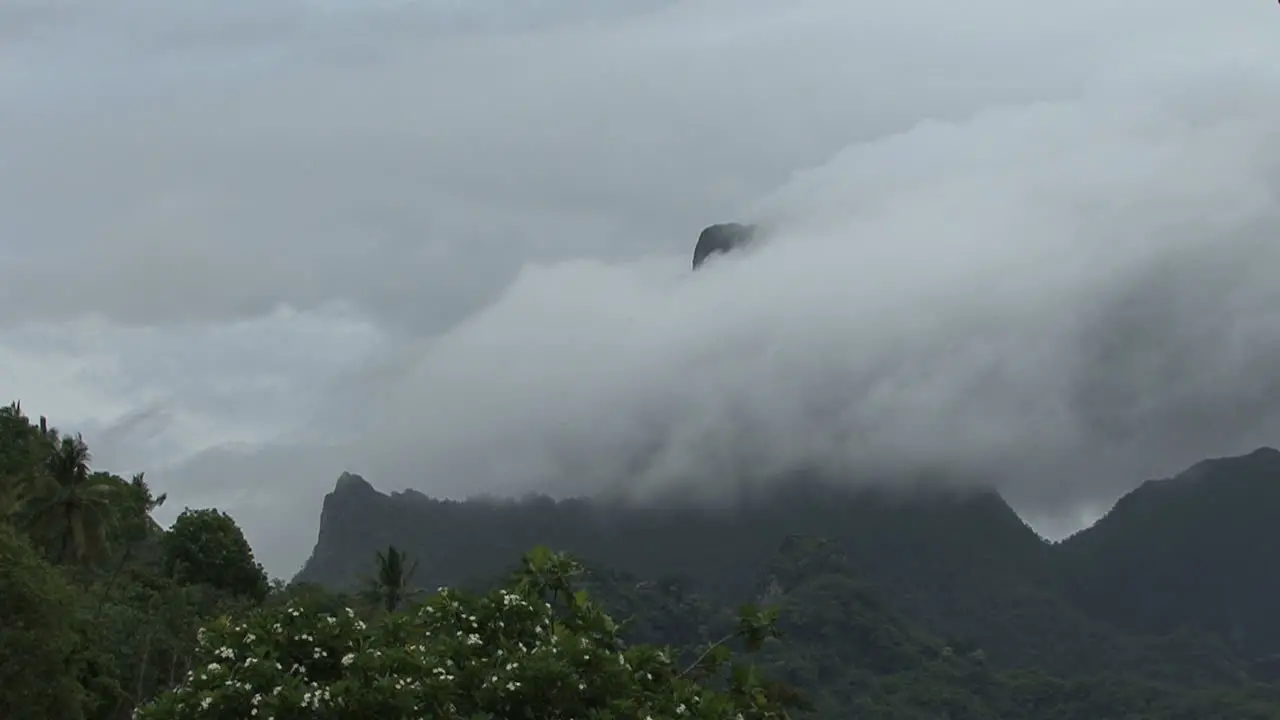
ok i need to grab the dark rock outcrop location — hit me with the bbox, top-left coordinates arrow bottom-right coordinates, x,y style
693,222 -> 758,270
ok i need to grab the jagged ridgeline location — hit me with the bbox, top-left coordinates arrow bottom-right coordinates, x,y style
298,448 -> 1280,695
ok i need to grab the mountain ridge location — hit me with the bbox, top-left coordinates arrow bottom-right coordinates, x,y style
1059,445 -> 1280,664
295,446 -> 1280,685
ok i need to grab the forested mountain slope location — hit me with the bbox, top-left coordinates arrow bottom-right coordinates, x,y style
7,397 -> 1280,719
450,533 -> 1280,718
1060,447 -> 1280,671
296,450 -> 1280,685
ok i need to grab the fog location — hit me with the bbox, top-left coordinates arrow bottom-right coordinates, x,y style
3,0 -> 1278,574
340,62 -> 1280,511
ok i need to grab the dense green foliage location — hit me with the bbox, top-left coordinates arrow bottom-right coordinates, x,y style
6,399 -> 1280,718
297,470 -> 1271,685
360,544 -> 419,613
164,508 -> 270,602
1059,448 -> 1280,667
0,402 -> 265,719
0,521 -> 87,720
743,537 -> 1280,719
140,547 -> 800,720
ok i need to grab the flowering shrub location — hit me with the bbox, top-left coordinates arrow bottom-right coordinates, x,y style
137,547 -> 802,720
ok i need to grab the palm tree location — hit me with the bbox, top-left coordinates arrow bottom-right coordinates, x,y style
26,433 -> 118,564
364,545 -> 419,613
129,472 -> 167,533
0,474 -> 26,522
0,465 -> 39,524
131,472 -> 166,508
95,472 -> 168,619
0,400 -> 21,426
0,401 -> 36,522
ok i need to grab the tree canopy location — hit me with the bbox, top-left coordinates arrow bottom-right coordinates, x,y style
4,399 -> 1280,719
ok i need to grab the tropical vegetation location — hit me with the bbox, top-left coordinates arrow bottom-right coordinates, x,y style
5,399 -> 1280,718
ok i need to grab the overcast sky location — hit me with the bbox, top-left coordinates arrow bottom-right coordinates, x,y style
4,0 -> 1280,577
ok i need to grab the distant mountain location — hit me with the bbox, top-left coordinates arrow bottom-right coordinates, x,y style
296,473 -> 1069,665
294,451 -> 1280,685
1059,447 -> 1280,667
745,536 -> 1280,719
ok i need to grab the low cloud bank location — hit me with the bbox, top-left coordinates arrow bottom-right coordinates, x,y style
331,59 -> 1280,523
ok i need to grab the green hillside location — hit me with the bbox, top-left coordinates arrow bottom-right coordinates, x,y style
7,400 -> 1280,718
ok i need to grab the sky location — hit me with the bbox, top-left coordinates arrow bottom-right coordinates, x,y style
3,0 -> 1280,577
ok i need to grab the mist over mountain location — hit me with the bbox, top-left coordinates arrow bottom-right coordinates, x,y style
297,446 -> 1280,691
266,58 -> 1280,578
13,400 -> 1280,719
10,1 -> 1280,717
6,0 -> 1280,583
328,70 -> 1280,529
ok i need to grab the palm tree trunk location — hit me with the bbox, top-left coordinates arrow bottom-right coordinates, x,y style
168,650 -> 181,686
135,630 -> 153,706
94,543 -> 134,621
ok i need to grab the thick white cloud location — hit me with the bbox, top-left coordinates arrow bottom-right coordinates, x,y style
341,61 -> 1280,504
3,0 -> 1279,576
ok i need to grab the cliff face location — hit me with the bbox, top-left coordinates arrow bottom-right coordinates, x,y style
692,222 -> 758,269
295,472 -> 396,590
295,472 -> 1066,670
295,448 -> 1280,683
296,474 -> 1049,600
